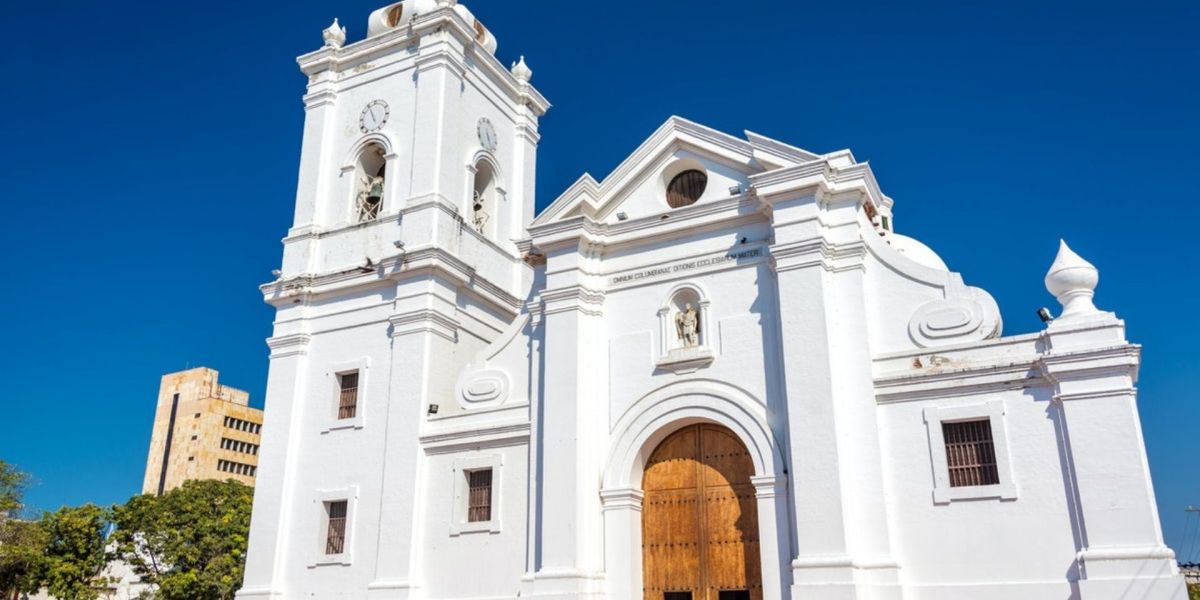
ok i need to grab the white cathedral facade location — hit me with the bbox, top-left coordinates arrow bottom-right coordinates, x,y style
237,2 -> 1188,599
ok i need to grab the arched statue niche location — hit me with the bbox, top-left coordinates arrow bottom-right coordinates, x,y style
656,284 -> 713,371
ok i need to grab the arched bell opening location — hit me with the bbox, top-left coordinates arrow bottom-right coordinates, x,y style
471,160 -> 497,237
354,144 -> 387,223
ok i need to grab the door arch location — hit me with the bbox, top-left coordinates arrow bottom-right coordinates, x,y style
642,424 -> 762,600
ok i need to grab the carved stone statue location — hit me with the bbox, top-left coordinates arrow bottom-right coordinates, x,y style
675,303 -> 700,347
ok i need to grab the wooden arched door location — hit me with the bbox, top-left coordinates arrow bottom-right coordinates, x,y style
642,424 -> 762,600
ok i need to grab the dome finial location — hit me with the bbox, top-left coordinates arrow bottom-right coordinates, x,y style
511,55 -> 532,83
1044,239 -> 1100,321
323,18 -> 347,49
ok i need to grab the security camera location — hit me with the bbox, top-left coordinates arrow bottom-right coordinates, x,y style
1037,307 -> 1054,323
393,240 -> 405,249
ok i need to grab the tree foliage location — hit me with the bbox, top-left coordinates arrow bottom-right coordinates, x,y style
0,460 -> 30,516
40,504 -> 112,600
111,479 -> 253,600
0,518 -> 49,599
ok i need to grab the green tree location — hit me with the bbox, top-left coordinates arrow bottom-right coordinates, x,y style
0,460 -> 30,516
40,504 -> 112,600
0,518 -> 49,600
111,479 -> 253,600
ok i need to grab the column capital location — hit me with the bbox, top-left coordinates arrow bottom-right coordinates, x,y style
599,487 -> 645,512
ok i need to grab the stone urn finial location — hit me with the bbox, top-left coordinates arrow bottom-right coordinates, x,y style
511,55 -> 532,83
1044,240 -> 1100,321
323,18 -> 347,49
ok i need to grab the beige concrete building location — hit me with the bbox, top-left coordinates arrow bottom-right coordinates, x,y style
142,367 -> 263,495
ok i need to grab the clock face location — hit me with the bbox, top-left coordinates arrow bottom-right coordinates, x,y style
360,100 -> 389,133
477,117 -> 498,152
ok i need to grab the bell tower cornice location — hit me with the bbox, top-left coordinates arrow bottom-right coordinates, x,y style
297,6 -> 549,117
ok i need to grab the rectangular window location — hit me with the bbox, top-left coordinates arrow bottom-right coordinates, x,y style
467,469 -> 493,523
664,593 -> 692,600
942,419 -> 999,487
338,372 -> 359,420
325,500 -> 348,555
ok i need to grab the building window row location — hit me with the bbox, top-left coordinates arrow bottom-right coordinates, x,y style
224,416 -> 262,435
220,437 -> 260,456
218,459 -> 257,477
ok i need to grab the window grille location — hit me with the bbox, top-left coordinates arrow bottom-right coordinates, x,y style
325,501 -> 348,555
666,170 -> 707,208
467,469 -> 493,523
338,372 -> 359,420
942,419 -> 1000,487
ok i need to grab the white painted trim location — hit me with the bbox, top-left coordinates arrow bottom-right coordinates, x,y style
450,454 -> 503,535
321,357 -> 371,433
309,486 -> 358,567
601,380 -> 786,600
923,401 -> 1018,504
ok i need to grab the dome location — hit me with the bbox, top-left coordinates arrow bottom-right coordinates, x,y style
889,234 -> 949,272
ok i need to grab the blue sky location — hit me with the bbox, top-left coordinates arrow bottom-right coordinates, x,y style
2,0 -> 1197,557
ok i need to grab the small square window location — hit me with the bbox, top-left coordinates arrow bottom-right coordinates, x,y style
194,413 -> 201,418
188,456 -> 194,462
942,419 -> 999,487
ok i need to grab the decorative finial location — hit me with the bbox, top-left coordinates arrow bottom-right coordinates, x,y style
1044,240 -> 1100,321
437,0 -> 456,7
323,18 -> 347,49
511,55 -> 532,83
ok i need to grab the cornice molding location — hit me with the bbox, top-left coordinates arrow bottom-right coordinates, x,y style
262,245 -> 522,315
388,309 -> 459,342
419,421 -> 531,453
771,239 -> 867,273
266,333 -> 312,359
875,359 -> 1042,404
540,285 -> 605,317
297,8 -> 549,116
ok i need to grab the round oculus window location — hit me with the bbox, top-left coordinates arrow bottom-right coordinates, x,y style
666,170 -> 707,208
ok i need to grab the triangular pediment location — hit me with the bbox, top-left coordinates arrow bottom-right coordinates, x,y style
532,117 -> 825,226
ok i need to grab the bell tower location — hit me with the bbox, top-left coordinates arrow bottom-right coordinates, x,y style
239,2 -> 548,598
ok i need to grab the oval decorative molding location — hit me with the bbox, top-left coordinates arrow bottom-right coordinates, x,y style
456,368 -> 510,409
908,298 -> 990,347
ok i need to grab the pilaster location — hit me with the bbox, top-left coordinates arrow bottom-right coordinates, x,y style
526,265 -> 607,598
368,276 -> 462,599
1040,318 -> 1186,599
766,186 -> 900,600
236,332 -> 312,600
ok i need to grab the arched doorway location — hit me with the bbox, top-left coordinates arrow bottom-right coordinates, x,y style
642,424 -> 762,600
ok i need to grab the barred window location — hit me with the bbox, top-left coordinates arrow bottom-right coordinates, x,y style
942,419 -> 1000,487
324,500 -> 348,555
338,372 -> 359,420
467,469 -> 493,523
